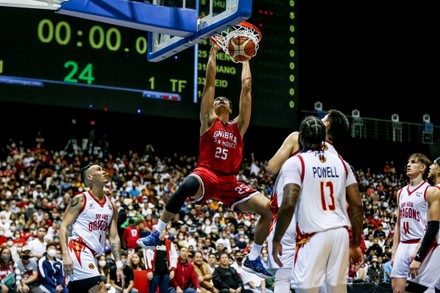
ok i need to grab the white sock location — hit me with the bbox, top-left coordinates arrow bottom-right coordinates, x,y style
155,220 -> 167,234
248,243 -> 262,260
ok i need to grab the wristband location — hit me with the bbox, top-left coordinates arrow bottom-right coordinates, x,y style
116,260 -> 123,269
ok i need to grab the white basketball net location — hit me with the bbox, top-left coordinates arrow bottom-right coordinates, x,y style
211,22 -> 261,61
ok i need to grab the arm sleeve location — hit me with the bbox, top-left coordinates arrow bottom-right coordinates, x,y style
414,221 -> 439,262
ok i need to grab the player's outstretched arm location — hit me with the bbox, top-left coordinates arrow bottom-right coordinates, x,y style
60,194 -> 84,276
266,131 -> 299,176
236,61 -> 251,137
200,43 -> 220,134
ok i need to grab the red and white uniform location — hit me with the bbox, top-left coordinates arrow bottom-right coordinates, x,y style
192,118 -> 258,210
281,150 -> 353,292
68,191 -> 114,281
408,184 -> 440,290
391,181 -> 429,279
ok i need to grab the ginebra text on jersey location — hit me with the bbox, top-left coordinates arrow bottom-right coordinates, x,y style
213,130 -> 238,148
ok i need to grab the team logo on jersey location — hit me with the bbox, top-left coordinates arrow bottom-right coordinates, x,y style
89,203 -> 95,209
108,203 -> 113,210
415,192 -> 422,197
88,263 -> 95,270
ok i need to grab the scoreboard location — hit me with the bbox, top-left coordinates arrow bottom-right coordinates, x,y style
0,0 -> 297,129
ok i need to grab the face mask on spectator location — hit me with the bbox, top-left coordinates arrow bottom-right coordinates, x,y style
0,231 -> 4,236
99,260 -> 107,267
128,205 -> 133,210
178,235 -> 184,240
1,254 -> 10,261
374,216 -> 379,220
60,205 -> 65,210
7,241 -> 13,247
121,259 -> 127,266
28,204 -> 35,209
116,202 -> 121,207
47,249 -> 56,257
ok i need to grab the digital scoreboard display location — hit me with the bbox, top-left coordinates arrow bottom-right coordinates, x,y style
0,0 -> 297,129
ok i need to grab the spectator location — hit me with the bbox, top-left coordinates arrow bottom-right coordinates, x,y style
383,257 -> 392,284
213,252 -> 252,293
145,230 -> 177,293
215,231 -> 232,254
122,218 -> 141,250
110,251 -> 138,293
192,251 -> 217,293
15,247 -> 43,293
169,247 -> 201,293
97,254 -> 113,290
232,252 -> 272,293
38,242 -> 67,293
0,246 -> 18,293
366,257 -> 383,284
27,226 -> 47,260
207,253 -> 217,273
128,251 -> 145,271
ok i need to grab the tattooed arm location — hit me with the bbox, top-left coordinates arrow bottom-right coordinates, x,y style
59,194 -> 84,276
109,201 -> 125,288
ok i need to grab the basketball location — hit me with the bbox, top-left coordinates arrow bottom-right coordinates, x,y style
227,36 -> 256,62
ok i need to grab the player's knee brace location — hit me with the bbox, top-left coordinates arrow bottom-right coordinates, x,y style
165,176 -> 200,214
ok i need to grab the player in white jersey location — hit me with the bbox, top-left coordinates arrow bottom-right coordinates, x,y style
391,153 -> 431,293
407,157 -> 440,293
266,110 -> 360,293
60,163 -> 124,293
271,116 -> 363,293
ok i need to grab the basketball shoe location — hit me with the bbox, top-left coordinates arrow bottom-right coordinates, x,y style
136,230 -> 160,249
243,256 -> 273,279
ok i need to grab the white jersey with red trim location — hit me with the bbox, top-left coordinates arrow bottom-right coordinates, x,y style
70,191 -> 114,255
397,181 -> 429,242
281,150 -> 351,234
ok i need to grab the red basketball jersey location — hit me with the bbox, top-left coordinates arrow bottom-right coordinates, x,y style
198,118 -> 244,175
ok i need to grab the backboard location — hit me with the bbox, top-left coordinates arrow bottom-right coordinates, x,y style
0,0 -> 252,62
147,0 -> 253,62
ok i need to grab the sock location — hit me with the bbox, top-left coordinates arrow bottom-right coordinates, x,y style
248,243 -> 262,260
155,220 -> 167,234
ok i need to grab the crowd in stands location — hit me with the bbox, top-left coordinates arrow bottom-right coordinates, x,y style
0,136 -> 409,292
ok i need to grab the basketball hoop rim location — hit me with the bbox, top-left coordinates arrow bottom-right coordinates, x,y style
210,21 -> 262,45
237,21 -> 262,42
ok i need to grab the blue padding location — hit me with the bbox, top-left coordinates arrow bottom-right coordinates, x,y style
57,0 -> 197,37
147,0 -> 252,62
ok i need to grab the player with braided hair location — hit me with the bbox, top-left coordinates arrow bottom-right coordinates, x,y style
266,111 -> 364,293
272,116 -> 363,293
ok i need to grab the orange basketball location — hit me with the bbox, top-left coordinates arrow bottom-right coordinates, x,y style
227,36 -> 256,62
